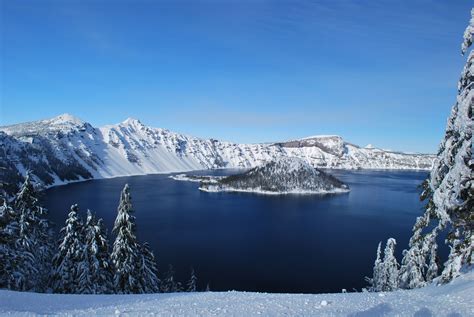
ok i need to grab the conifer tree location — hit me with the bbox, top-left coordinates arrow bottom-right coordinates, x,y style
387,7 -> 474,289
139,242 -> 160,293
186,267 -> 198,292
161,264 -> 182,293
398,225 -> 427,289
78,242 -> 93,294
51,204 -> 86,293
0,198 -> 20,289
12,173 -> 53,291
111,184 -> 143,294
426,242 -> 439,283
381,238 -> 399,291
435,8 -> 473,282
81,210 -> 114,294
368,239 -> 400,292
366,242 -> 383,292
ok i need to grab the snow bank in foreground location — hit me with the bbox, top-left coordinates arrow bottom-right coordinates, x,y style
1,271 -> 472,316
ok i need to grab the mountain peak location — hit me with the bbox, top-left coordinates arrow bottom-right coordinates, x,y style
121,117 -> 143,126
276,135 -> 345,156
0,113 -> 86,136
49,113 -> 84,126
300,135 -> 341,141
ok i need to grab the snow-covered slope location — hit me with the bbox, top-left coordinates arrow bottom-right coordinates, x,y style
199,157 -> 350,194
0,270 -> 472,316
0,114 -> 435,191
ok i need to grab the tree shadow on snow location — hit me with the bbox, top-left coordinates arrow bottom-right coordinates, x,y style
347,303 -> 392,317
413,308 -> 463,317
414,308 -> 433,317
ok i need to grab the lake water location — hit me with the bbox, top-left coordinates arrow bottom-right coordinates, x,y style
43,169 -> 440,294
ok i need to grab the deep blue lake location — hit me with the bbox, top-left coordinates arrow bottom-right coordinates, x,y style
43,169 -> 438,294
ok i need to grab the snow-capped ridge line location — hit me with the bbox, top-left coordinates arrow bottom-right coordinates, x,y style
120,117 -> 144,126
50,113 -> 85,125
0,113 -> 86,134
0,114 -> 436,191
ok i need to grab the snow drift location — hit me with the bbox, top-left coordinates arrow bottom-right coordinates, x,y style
0,270 -> 472,316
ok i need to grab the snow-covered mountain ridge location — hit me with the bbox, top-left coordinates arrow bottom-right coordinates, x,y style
0,114 -> 436,190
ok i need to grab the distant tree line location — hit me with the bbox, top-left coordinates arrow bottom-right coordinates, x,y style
0,174 -> 202,294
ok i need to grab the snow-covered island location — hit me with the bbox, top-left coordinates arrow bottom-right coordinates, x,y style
198,158 -> 350,195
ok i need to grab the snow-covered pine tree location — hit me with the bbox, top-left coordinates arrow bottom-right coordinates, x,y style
366,242 -> 383,291
160,264 -> 182,293
77,239 -> 93,294
433,8 -> 474,282
81,210 -> 114,294
51,204 -> 86,293
438,8 -> 474,282
186,267 -> 198,292
380,238 -> 399,291
12,173 -> 53,292
426,239 -> 440,283
398,223 -> 427,289
397,7 -> 474,288
139,242 -> 160,293
111,184 -> 144,294
0,198 -> 20,289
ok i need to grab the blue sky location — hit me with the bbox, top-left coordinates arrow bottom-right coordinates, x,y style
1,0 -> 472,153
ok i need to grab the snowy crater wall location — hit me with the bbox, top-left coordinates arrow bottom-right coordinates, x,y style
0,114 -> 436,191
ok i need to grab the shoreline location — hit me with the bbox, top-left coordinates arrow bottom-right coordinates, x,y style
41,166 -> 430,192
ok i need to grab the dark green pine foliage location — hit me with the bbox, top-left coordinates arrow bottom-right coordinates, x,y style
161,264 -> 182,293
0,198 -> 20,289
51,204 -> 86,293
186,267 -> 198,292
12,174 -> 53,292
80,210 -> 114,294
139,242 -> 161,293
111,184 -> 144,293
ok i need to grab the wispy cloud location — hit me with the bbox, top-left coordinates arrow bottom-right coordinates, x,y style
252,0 -> 461,44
